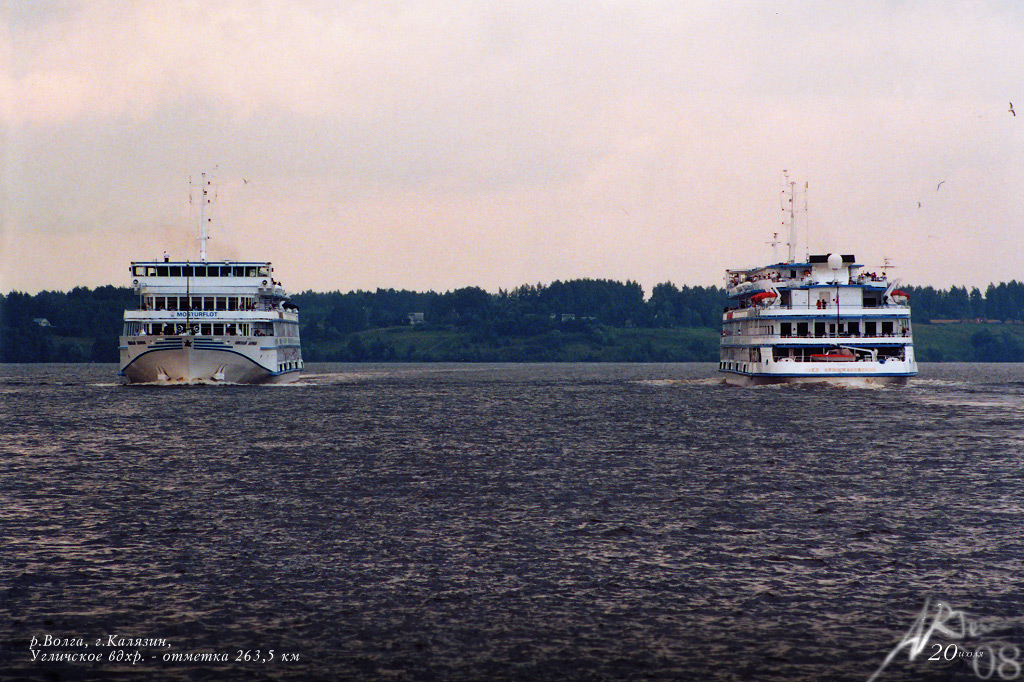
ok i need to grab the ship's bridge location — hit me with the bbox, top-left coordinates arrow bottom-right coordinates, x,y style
131,260 -> 272,281
129,260 -> 288,295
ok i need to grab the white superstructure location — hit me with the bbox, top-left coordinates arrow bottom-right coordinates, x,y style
118,260 -> 303,384
719,253 -> 916,386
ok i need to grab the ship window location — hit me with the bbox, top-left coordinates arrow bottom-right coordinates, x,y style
882,321 -> 894,335
157,266 -> 169,277
245,267 -> 256,277
202,297 -> 213,310
216,297 -> 227,310
848,322 -> 859,336
865,321 -> 877,336
133,265 -> 145,276
814,322 -> 825,337
797,322 -> 808,336
829,323 -> 836,336
258,266 -> 270,277
780,322 -> 792,336
183,266 -> 194,277
167,266 -> 179,277
228,297 -> 238,311
191,296 -> 201,310
213,323 -> 224,335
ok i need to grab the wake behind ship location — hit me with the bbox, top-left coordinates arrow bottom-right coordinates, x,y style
118,259 -> 303,384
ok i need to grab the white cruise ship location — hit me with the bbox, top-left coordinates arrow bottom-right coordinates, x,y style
720,253 -> 917,386
118,259 -> 303,384
719,180 -> 916,386
118,174 -> 302,384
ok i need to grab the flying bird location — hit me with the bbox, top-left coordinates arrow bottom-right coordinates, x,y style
1011,102 -> 1016,117
936,180 -> 946,191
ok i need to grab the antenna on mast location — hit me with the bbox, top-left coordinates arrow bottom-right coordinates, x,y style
767,232 -> 780,263
881,257 -> 895,278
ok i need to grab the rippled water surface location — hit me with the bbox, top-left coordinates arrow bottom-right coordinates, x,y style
2,362 -> 1024,682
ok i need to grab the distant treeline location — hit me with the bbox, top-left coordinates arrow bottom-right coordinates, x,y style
908,282 -> 1024,322
292,280 -> 724,342
1,286 -> 136,363
2,279 -> 1024,363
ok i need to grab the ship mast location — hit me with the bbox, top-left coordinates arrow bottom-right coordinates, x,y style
199,172 -> 211,262
780,171 -> 810,263
782,170 -> 796,263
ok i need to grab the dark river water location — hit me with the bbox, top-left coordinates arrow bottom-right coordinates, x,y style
2,362 -> 1023,682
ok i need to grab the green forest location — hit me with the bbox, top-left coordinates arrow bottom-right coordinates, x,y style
2,279 -> 1024,363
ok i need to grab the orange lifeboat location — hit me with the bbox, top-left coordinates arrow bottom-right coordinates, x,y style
750,292 -> 778,305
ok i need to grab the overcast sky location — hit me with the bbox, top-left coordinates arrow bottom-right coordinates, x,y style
2,0 -> 1022,295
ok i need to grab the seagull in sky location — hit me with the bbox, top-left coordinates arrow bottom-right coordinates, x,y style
936,180 -> 946,191
1010,102 -> 1016,117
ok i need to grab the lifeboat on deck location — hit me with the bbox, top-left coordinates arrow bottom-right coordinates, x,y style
889,289 -> 910,302
750,291 -> 778,306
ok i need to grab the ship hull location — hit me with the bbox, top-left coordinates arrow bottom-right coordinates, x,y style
119,337 -> 300,385
721,369 -> 912,387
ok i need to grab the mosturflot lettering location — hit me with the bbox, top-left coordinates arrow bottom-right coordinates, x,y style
174,311 -> 219,318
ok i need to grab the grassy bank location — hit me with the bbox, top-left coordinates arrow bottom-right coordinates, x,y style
912,323 -> 1024,362
304,325 -> 721,363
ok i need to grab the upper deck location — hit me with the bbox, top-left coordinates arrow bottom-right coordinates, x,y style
724,253 -> 909,321
727,254 -> 890,296
129,260 -> 289,298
